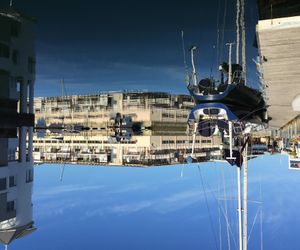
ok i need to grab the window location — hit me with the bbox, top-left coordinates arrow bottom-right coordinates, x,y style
12,50 -> 19,64
6,201 -> 15,212
0,178 -> 7,191
28,57 -> 36,74
0,43 -> 9,58
9,176 -> 16,187
11,22 -> 20,37
26,169 -> 33,183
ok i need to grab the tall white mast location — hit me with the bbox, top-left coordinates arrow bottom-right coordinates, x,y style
240,0 -> 246,85
236,0 -> 240,64
9,0 -> 13,7
237,165 -> 243,250
243,141 -> 248,250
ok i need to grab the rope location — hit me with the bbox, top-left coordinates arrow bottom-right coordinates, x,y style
197,165 -> 219,250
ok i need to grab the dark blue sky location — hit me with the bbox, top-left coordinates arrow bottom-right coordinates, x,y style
6,0 -> 259,96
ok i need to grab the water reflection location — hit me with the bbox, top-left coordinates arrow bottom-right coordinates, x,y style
7,154 -> 300,250
33,91 -> 225,166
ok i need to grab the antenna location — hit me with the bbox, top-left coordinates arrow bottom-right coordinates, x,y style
226,42 -> 235,85
9,0 -> 13,7
190,46 -> 198,86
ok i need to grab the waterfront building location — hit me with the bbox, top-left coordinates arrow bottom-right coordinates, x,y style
0,6 -> 36,246
256,0 -> 300,145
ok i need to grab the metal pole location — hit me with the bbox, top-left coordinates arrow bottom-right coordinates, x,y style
191,122 -> 198,157
237,166 -> 243,250
240,0 -> 246,85
243,142 -> 248,250
236,0 -> 240,64
226,43 -> 234,85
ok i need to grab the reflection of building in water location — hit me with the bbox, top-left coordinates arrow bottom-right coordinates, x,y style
33,134 -> 221,166
33,92 -> 222,165
34,91 -> 195,133
0,6 -> 36,246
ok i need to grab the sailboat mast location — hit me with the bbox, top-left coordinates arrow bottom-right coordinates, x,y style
237,165 -> 243,250
243,141 -> 248,250
236,0 -> 240,64
240,0 -> 246,85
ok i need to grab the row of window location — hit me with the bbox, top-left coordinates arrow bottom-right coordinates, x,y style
0,176 -> 16,191
0,170 -> 33,191
162,113 -> 188,119
34,140 -> 109,144
162,140 -> 212,144
0,43 -> 35,73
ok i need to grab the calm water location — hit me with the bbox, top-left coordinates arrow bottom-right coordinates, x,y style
9,154 -> 300,250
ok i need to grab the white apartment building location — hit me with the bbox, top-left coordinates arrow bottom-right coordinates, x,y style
0,6 -> 36,246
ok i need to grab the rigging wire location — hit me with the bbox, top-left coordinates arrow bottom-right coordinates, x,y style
236,0 -> 241,64
220,0 -> 228,63
197,158 -> 238,249
247,206 -> 260,243
259,177 -> 264,250
197,165 -> 219,250
217,164 -> 222,250
216,0 -> 222,66
181,30 -> 189,85
59,79 -> 73,182
221,165 -> 231,250
240,0 -> 247,84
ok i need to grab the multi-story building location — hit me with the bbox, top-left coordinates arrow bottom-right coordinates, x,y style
256,0 -> 300,146
0,5 -> 36,246
33,91 -> 222,166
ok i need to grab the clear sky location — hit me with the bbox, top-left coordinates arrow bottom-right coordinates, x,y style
4,0 -> 259,97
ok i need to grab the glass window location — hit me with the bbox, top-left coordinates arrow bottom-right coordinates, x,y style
0,178 -> 7,190
11,22 -> 20,37
9,176 -> 16,187
28,57 -> 36,74
26,169 -> 33,183
0,43 -> 9,58
6,201 -> 15,212
12,50 -> 19,64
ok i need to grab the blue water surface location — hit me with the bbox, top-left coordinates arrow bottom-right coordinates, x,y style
9,154 -> 300,250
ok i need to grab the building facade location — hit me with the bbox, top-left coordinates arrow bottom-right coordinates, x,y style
33,91 -> 222,166
0,6 -> 36,245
